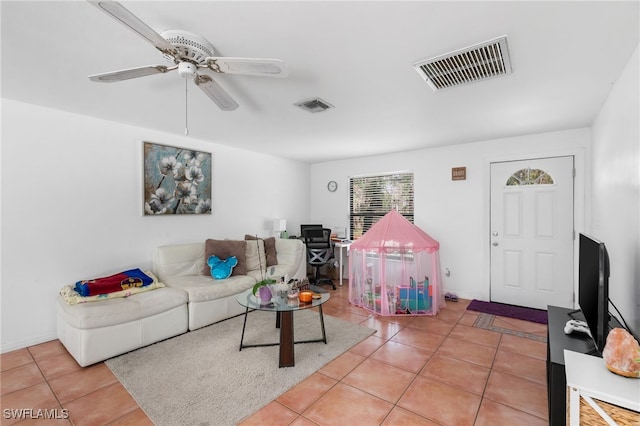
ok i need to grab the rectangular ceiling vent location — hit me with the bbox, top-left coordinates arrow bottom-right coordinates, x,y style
294,97 -> 334,113
413,36 -> 512,91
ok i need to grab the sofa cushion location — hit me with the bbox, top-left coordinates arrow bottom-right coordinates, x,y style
163,274 -> 256,303
202,239 -> 247,276
245,235 -> 277,266
57,287 -> 188,330
245,238 -> 266,272
275,238 -> 304,270
154,243 -> 205,281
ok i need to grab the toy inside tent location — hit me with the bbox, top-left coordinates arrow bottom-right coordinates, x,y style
348,210 -> 444,316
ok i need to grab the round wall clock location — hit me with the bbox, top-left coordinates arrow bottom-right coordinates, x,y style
327,181 -> 338,192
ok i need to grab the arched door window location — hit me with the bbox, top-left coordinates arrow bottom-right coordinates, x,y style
506,168 -> 554,186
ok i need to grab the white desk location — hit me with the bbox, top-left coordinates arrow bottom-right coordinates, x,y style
333,241 -> 352,286
564,349 -> 640,425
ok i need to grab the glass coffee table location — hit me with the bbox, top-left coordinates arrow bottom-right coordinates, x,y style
236,285 -> 330,367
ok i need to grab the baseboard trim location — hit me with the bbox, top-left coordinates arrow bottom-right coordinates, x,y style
1,331 -> 58,354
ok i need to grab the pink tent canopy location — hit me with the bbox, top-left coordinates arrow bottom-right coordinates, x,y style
351,209 -> 439,254
348,210 -> 443,316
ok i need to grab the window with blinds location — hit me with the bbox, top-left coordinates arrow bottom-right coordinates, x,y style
349,172 -> 414,239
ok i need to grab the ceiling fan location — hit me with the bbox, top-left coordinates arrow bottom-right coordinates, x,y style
87,0 -> 288,111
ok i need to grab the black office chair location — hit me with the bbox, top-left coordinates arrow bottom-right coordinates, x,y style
300,224 -> 323,240
302,228 -> 336,290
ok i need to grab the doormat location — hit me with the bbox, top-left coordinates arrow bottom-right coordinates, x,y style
473,313 -> 547,343
467,299 -> 548,324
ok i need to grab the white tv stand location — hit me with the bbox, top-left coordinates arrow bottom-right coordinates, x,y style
564,349 -> 640,425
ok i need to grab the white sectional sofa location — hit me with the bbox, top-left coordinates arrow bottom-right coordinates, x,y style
57,237 -> 307,366
56,286 -> 189,367
153,237 -> 306,330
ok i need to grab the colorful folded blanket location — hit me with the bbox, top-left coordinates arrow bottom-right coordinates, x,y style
74,268 -> 154,297
61,279 -> 165,305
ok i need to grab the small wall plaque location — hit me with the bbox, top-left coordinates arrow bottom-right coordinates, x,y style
452,167 -> 466,181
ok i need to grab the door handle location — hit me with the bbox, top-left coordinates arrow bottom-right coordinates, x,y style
492,241 -> 499,246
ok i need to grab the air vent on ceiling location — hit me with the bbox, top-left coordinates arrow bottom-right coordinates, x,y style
294,97 -> 334,113
413,36 -> 512,91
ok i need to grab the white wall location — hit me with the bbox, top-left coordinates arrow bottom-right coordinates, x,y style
0,100 -> 310,352
311,45 -> 640,336
3,45 -> 637,352
311,128 -> 590,302
591,45 -> 640,335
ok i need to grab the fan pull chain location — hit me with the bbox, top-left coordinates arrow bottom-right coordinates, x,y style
184,77 -> 189,136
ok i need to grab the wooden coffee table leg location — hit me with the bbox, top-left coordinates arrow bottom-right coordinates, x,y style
279,311 -> 294,367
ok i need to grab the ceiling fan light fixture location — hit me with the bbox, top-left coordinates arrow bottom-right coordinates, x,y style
178,62 -> 197,78
160,29 -> 215,64
88,1 -> 288,112
294,97 -> 334,113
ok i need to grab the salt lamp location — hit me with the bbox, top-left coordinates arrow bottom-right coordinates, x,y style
602,327 -> 640,378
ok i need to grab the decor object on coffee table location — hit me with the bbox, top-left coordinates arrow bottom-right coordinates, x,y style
250,236 -> 279,298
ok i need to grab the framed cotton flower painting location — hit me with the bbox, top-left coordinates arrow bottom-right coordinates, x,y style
143,141 -> 212,215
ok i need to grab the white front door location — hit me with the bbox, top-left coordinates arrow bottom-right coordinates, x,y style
490,156 -> 574,310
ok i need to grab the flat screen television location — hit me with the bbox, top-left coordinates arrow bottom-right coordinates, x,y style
578,233 -> 610,354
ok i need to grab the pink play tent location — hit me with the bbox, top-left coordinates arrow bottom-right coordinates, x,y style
348,210 -> 443,316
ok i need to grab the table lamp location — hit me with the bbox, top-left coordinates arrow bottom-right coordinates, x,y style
273,219 -> 287,239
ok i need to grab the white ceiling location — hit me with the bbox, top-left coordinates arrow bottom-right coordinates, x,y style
2,1 -> 638,163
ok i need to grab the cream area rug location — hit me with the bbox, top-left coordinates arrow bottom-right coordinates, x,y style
106,309 -> 375,426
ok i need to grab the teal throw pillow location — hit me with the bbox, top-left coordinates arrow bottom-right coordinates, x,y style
208,255 -> 238,280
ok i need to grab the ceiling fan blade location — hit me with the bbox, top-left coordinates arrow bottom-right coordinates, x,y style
88,1 -> 178,56
205,57 -> 289,78
193,74 -> 239,111
89,65 -> 176,82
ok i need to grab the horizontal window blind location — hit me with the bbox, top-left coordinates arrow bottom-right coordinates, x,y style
349,172 -> 414,239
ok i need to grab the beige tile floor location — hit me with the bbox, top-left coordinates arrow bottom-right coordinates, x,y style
1,282 -> 549,425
